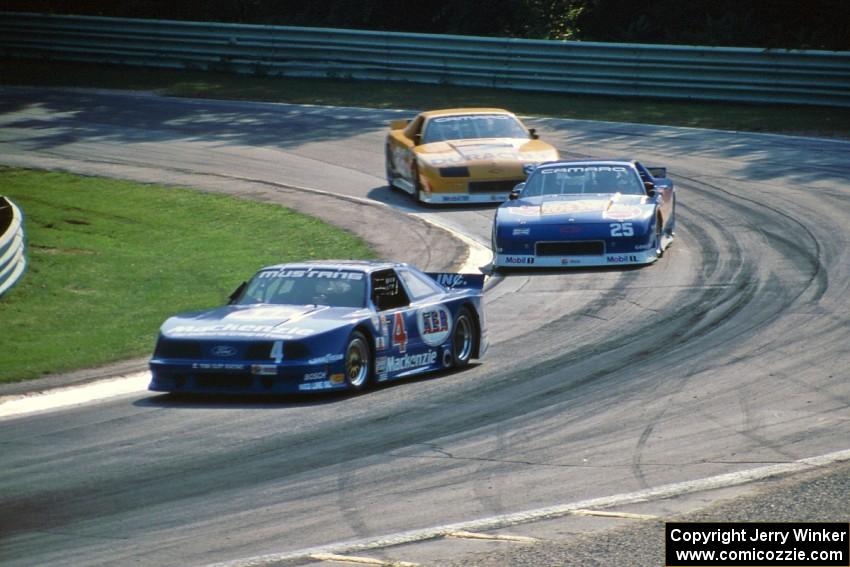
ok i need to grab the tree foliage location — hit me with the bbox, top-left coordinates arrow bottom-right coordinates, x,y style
4,0 -> 849,50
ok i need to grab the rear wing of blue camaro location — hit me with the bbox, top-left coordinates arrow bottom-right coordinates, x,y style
426,272 -> 486,291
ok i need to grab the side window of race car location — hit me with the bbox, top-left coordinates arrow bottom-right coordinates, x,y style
371,269 -> 410,311
404,116 -> 424,144
635,162 -> 651,183
398,269 -> 442,301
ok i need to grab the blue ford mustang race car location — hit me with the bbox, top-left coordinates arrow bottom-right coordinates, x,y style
149,261 -> 487,394
492,159 -> 675,268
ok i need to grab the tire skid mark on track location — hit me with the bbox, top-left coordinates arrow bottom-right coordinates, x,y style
615,185 -> 798,485
677,173 -> 827,305
626,172 -> 837,487
336,462 -> 371,545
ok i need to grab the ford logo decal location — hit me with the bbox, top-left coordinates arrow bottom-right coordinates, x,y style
211,345 -> 237,357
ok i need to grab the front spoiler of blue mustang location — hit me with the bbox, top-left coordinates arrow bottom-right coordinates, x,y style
494,249 -> 658,268
149,355 -> 348,394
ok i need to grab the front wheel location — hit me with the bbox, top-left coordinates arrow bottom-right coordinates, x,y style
452,309 -> 476,368
411,162 -> 423,203
385,145 -> 397,189
655,215 -> 664,258
344,331 -> 372,391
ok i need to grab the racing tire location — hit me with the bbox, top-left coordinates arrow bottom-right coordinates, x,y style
655,215 -> 664,258
344,330 -> 372,392
666,194 -> 677,237
385,145 -> 397,189
451,308 -> 476,369
411,162 -> 424,203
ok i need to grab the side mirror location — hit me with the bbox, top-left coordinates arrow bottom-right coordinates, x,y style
644,181 -> 656,197
509,182 -> 525,200
389,118 -> 411,130
228,281 -> 247,304
528,128 -> 539,140
413,133 -> 422,145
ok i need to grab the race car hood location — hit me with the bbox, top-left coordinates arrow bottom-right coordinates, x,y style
159,304 -> 365,340
498,193 -> 655,224
415,138 -> 557,170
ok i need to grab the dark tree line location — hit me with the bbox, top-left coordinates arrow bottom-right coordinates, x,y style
3,0 -> 848,50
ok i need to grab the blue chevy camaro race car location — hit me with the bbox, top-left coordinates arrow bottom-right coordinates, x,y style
492,159 -> 675,268
149,261 -> 487,394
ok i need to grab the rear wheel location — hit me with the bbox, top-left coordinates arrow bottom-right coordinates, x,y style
344,331 -> 372,391
452,309 -> 476,368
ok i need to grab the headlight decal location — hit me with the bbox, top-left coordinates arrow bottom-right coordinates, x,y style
439,166 -> 470,177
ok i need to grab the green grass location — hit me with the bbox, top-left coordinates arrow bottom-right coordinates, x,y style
3,58 -> 850,138
0,167 -> 375,383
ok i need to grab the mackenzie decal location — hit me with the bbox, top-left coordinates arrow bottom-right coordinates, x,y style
225,306 -> 305,321
418,305 -> 452,347
387,350 -> 438,372
169,324 -> 315,339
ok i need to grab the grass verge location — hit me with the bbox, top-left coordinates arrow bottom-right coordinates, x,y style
3,58 -> 850,138
0,167 -> 375,383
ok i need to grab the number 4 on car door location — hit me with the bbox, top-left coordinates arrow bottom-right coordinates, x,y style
392,311 -> 408,353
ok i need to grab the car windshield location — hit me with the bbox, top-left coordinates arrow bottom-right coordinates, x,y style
422,113 -> 529,143
522,164 -> 645,197
236,268 -> 367,308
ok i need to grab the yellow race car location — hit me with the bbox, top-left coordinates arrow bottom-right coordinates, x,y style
385,108 -> 559,204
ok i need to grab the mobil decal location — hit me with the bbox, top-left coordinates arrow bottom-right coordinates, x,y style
607,255 -> 639,263
418,305 -> 452,347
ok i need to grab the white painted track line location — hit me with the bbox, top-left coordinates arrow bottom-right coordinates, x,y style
0,371 -> 150,420
202,448 -> 850,567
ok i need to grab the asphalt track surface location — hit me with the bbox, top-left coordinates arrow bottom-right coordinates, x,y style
1,87 -> 849,566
